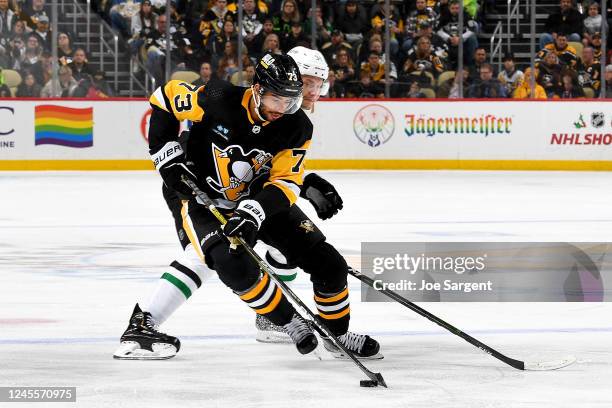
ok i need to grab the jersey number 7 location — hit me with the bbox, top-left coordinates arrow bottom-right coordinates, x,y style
291,149 -> 306,173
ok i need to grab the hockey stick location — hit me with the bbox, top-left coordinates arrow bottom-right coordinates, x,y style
348,267 -> 576,371
181,176 -> 387,388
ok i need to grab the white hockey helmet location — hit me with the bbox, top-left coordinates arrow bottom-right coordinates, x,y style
287,46 -> 330,96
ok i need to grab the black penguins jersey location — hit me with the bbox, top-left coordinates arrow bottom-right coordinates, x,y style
148,79 -> 313,217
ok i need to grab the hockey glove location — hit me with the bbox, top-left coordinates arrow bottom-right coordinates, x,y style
223,199 -> 266,249
159,160 -> 203,199
301,173 -> 344,220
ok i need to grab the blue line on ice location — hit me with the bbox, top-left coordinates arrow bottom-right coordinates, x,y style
1,326 -> 611,345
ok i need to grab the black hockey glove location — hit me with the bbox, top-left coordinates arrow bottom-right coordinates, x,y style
223,199 -> 266,250
159,160 -> 202,199
301,173 -> 344,220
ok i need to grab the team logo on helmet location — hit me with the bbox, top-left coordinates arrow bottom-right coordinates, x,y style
353,104 -> 395,147
206,143 -> 273,201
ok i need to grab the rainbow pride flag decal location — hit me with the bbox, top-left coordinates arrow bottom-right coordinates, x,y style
35,105 -> 93,148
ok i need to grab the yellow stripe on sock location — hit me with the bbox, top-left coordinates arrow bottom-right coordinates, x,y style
318,308 -> 350,320
240,273 -> 270,301
314,287 -> 349,304
254,287 -> 283,315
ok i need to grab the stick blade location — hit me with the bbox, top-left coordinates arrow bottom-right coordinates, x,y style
373,372 -> 388,388
524,355 -> 577,371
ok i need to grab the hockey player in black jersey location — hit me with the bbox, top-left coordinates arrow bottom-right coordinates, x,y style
115,53 -> 380,361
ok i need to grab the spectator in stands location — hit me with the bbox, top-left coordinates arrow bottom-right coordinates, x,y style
39,50 -> 53,84
403,0 -> 438,53
605,64 -> 612,95
513,68 -> 547,99
240,0 -> 265,52
261,32 -> 281,57
129,0 -> 156,71
536,33 -> 579,69
334,0 -> 369,49
249,17 -> 274,56
303,5 -> 332,49
208,17 -> 238,61
411,21 -> 449,65
40,65 -> 78,97
109,0 -> 142,39
19,34 -> 44,85
351,70 -> 384,98
369,0 -> 402,58
577,46 -> 601,95
0,35 -> 21,69
131,0 -> 157,42
0,0 -> 16,37
216,41 -> 241,81
174,37 -> 201,72
15,71 -> 40,96
540,0 -> 583,50
324,70 -> 345,98
558,70 -> 585,98
582,1 -> 603,47
359,51 -> 389,93
437,0 -> 478,68
331,48 -> 355,86
281,21 -> 308,51
92,70 -> 114,97
144,13 -> 177,84
68,48 -> 95,82
406,80 -> 427,98
272,0 -> 301,39
231,63 -> 255,86
498,55 -> 523,97
23,0 -> 49,24
468,47 -> 487,80
57,32 -> 74,65
537,51 -> 564,98
193,61 -> 213,86
32,14 -> 50,51
199,0 -> 235,44
11,19 -> 30,38
321,29 -> 352,67
466,63 -> 506,98
401,35 -> 444,89
588,31 -> 603,60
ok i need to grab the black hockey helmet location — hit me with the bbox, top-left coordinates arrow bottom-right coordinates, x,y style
252,53 -> 303,118
254,53 -> 303,98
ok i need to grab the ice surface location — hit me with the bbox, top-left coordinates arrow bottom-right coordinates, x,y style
0,171 -> 611,408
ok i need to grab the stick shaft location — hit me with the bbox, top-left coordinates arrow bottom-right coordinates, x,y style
349,267 -> 525,370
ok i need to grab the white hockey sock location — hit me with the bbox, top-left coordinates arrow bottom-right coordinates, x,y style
144,244 -> 214,325
145,277 -> 187,325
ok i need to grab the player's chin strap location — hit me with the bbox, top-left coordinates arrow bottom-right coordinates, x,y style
251,85 -> 267,122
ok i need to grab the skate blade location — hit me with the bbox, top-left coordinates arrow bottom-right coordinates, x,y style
323,344 -> 384,360
113,341 -> 177,360
255,330 -> 293,344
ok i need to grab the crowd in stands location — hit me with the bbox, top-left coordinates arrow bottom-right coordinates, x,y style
0,0 -> 611,98
0,0 -> 114,97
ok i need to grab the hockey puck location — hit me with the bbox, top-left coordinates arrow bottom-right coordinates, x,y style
360,380 -> 378,387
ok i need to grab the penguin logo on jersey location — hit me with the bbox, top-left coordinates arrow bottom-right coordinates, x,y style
206,143 -> 273,201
